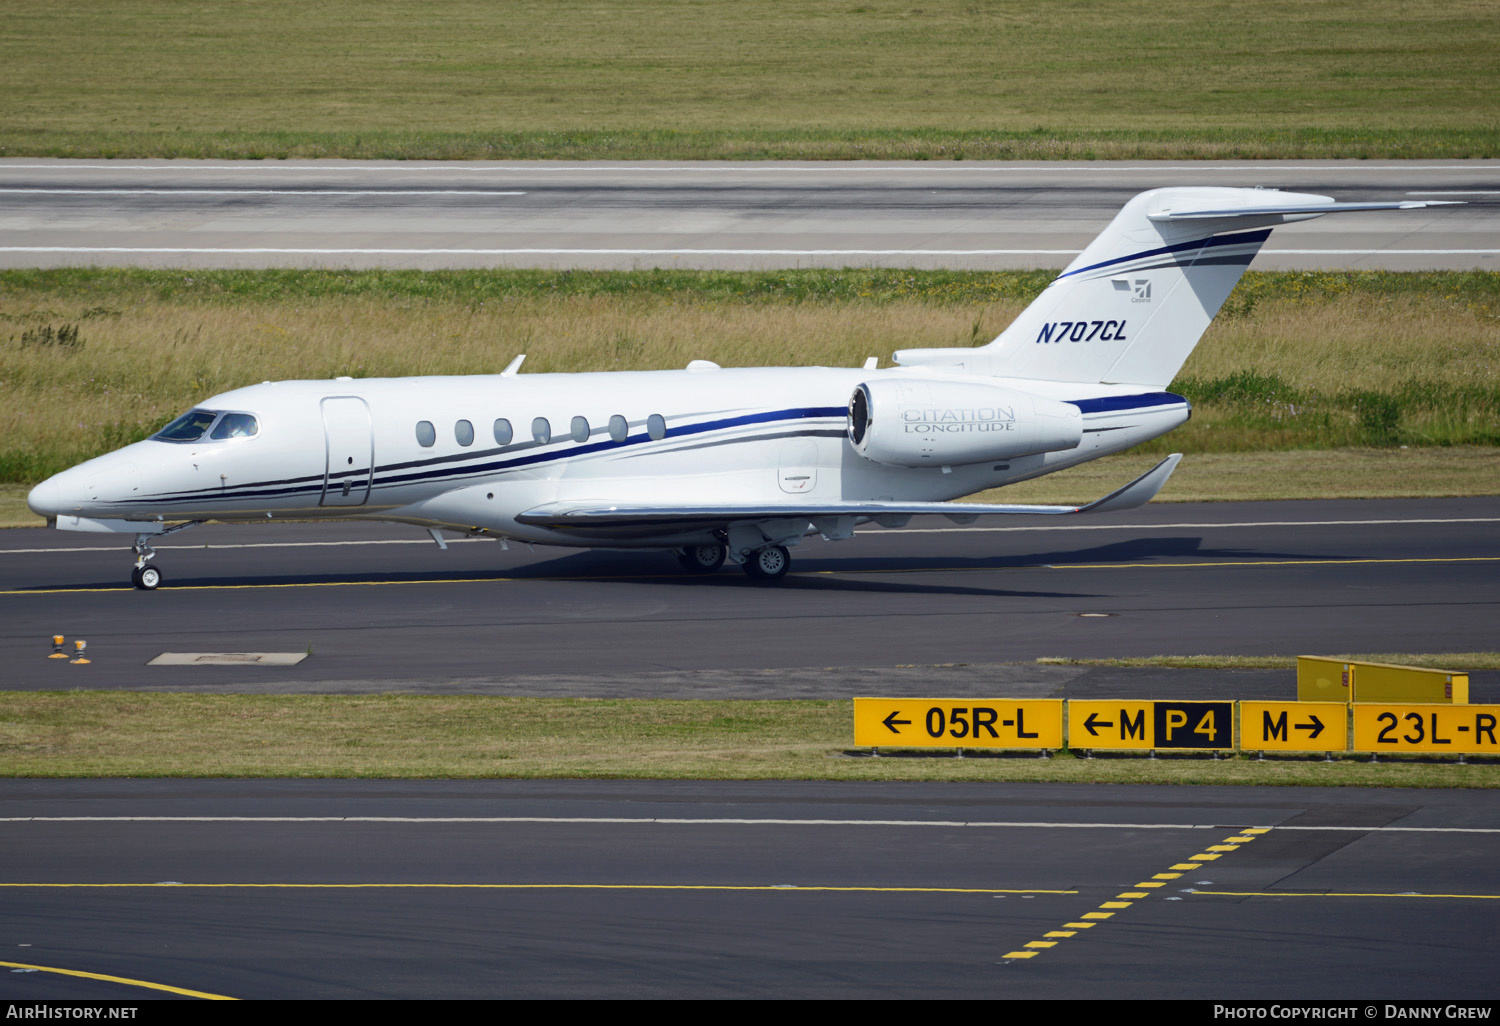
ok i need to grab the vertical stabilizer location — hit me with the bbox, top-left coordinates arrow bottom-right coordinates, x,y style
981,188 -> 1340,386
893,187 -> 1451,388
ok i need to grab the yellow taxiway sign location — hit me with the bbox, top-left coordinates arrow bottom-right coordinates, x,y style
853,698 -> 1062,749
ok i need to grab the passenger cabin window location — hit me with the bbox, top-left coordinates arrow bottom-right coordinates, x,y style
609,414 -> 628,442
532,417 -> 551,444
153,409 -> 219,442
493,418 -> 513,445
415,421 -> 436,447
455,419 -> 475,447
647,413 -> 666,441
571,416 -> 590,443
209,413 -> 259,440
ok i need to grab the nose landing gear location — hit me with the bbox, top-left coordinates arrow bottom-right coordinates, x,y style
127,521 -> 201,590
131,534 -> 162,590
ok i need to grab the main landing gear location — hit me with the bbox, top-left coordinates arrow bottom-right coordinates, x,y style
677,543 -> 727,573
741,544 -> 791,582
675,542 -> 792,581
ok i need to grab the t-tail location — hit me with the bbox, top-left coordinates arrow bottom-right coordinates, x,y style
895,187 -> 1458,388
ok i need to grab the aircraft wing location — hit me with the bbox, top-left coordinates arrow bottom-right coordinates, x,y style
516,454 -> 1181,531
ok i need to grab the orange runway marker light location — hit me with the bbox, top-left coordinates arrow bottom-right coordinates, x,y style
48,635 -> 68,659
69,640 -> 90,665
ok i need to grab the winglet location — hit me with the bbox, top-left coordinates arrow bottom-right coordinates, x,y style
501,354 -> 526,377
1077,454 -> 1182,514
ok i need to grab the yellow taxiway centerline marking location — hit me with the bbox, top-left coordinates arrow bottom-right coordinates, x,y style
1001,826 -> 1274,965
5,556 -> 1499,595
1193,890 -> 1500,900
0,960 -> 234,1000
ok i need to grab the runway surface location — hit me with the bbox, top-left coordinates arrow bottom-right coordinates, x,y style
1,158 -> 1496,270
2,778 -> 1498,1000
2,496 -> 1497,696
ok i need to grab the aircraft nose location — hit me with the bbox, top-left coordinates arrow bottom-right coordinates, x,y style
26,477 -> 61,518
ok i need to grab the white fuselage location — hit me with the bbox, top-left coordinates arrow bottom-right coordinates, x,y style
30,365 -> 1189,549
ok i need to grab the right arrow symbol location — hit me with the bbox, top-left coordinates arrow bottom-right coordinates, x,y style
1296,715 -> 1325,740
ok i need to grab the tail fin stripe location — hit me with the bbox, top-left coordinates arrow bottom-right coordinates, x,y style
1057,229 -> 1271,281
1067,392 -> 1186,414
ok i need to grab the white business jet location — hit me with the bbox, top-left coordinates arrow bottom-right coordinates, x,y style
27,187 -> 1451,588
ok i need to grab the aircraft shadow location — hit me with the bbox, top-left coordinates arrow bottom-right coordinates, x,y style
25,534 -> 1345,597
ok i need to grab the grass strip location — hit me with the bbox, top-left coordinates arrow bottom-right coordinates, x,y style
3,1 -> 1497,160
1,693 -> 1495,787
3,269 -> 1498,486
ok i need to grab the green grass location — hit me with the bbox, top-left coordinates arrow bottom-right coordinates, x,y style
2,1 -> 1497,160
3,268 -> 1498,489
1,693 -> 1495,787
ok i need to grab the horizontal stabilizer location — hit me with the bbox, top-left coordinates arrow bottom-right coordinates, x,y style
517,455 -> 1183,531
1151,200 -> 1462,220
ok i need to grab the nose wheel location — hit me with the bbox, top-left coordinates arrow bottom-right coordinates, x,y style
741,544 -> 791,581
131,564 -> 162,590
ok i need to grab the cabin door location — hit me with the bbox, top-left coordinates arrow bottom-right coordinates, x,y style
321,396 -> 374,507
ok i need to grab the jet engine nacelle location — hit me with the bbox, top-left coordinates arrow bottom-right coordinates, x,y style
848,379 -> 1083,467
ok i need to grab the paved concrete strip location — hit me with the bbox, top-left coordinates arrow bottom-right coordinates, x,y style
147,652 -> 309,666
3,246 -> 1495,257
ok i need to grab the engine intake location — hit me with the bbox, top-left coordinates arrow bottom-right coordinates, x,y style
848,379 -> 1082,467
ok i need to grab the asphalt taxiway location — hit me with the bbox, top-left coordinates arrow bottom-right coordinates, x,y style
4,501 -> 1499,1000
3,779 -> 1498,1000
2,496 -> 1497,697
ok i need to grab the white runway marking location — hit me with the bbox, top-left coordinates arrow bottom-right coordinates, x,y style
2,816 -> 1497,833
2,247 -> 1495,257
0,189 -> 525,196
886,517 -> 1500,535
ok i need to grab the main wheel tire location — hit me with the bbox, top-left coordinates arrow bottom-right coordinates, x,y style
677,544 -> 726,572
135,565 -> 161,590
742,545 -> 790,581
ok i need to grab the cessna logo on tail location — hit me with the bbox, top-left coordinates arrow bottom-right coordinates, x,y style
1034,320 -> 1128,344
1112,278 -> 1152,302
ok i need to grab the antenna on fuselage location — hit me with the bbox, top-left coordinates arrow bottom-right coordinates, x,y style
501,354 -> 526,377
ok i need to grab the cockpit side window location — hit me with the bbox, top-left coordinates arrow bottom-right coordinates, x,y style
153,409 -> 220,442
209,413 -> 259,440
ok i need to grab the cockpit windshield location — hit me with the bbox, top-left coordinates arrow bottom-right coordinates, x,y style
152,409 -> 259,443
210,413 -> 259,439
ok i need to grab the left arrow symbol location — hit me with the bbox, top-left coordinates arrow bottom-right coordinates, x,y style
882,710 -> 911,733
